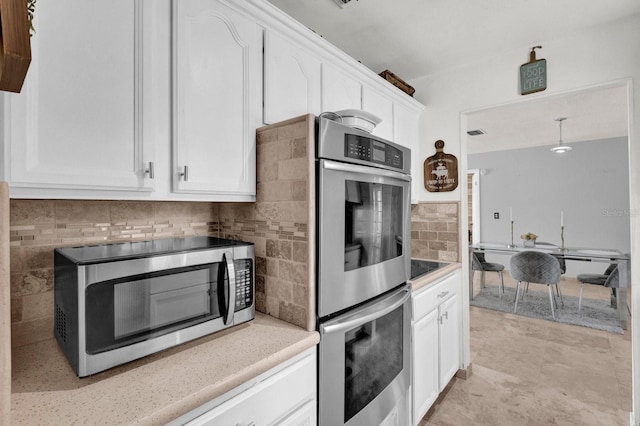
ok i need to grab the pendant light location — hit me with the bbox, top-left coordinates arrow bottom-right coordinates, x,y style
550,117 -> 572,153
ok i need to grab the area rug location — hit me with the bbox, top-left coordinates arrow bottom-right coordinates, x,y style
470,285 -> 623,334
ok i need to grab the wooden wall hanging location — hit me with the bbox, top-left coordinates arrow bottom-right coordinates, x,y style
424,140 -> 458,192
0,0 -> 32,93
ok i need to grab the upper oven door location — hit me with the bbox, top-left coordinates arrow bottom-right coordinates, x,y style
318,158 -> 411,318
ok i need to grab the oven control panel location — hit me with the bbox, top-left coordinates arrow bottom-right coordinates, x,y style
345,134 -> 404,170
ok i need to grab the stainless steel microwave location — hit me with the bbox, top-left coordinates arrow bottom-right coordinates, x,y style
54,237 -> 254,377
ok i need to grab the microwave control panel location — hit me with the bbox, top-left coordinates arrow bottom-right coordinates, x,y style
234,259 -> 253,310
344,134 -> 404,170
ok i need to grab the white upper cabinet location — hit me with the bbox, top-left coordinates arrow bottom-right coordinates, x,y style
321,63 -> 362,113
0,0 -> 422,202
264,30 -> 321,125
172,0 -> 261,198
393,103 -> 421,203
362,85 -> 394,141
2,0 -> 156,196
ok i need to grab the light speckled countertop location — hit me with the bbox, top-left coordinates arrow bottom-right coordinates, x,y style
11,313 -> 319,425
409,260 -> 462,292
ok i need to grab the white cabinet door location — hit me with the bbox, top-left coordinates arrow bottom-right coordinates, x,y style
184,350 -> 316,426
412,308 -> 439,425
3,0 -> 155,194
321,63 -> 361,113
276,399 -> 316,426
172,0 -> 261,198
393,103 -> 421,203
438,293 -> 460,390
264,30 -> 321,125
362,86 -> 393,141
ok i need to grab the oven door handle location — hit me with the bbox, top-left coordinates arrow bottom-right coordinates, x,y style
223,252 -> 236,326
321,286 -> 411,334
321,159 -> 411,182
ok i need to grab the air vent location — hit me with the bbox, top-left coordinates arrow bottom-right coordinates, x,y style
467,129 -> 486,136
333,0 -> 357,8
55,304 -> 67,343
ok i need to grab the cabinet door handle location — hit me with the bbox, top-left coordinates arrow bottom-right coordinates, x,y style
437,291 -> 450,299
179,165 -> 189,181
236,423 -> 255,426
443,311 -> 449,320
144,162 -> 154,179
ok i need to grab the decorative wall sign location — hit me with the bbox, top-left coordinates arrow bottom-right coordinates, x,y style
520,46 -> 546,95
424,140 -> 458,192
0,0 -> 32,93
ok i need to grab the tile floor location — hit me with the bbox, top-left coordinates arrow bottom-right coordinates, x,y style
421,273 -> 632,425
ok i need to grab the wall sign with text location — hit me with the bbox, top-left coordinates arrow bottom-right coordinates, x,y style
520,46 -> 546,95
424,140 -> 458,192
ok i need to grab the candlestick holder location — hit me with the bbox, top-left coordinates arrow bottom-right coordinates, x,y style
560,225 -> 567,251
507,220 -> 517,248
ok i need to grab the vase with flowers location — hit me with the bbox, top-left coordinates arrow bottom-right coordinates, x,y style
520,232 -> 538,247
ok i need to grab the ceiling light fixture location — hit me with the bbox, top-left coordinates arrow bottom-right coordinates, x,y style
550,117 -> 572,153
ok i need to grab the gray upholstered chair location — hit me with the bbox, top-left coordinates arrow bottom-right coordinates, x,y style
510,251 -> 563,319
471,251 -> 505,297
577,263 -> 618,311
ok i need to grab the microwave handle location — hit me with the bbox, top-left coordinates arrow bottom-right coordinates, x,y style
223,252 -> 236,325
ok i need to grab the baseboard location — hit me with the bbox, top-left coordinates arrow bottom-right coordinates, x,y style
455,363 -> 473,380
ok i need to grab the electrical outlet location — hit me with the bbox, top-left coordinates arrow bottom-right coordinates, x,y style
494,212 -> 499,219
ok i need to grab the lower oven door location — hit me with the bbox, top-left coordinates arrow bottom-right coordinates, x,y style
319,284 -> 411,426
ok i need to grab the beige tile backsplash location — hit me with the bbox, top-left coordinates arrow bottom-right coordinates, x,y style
411,201 -> 460,262
9,200 -> 220,347
8,116 -> 461,348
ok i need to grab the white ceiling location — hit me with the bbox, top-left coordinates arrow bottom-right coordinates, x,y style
267,0 -> 637,152
466,84 -> 629,154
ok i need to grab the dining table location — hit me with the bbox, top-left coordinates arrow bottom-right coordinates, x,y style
469,242 -> 631,329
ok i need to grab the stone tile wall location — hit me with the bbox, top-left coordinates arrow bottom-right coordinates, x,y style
411,201 -> 460,262
9,200 -> 219,347
1,183 -> 10,424
219,114 -> 315,332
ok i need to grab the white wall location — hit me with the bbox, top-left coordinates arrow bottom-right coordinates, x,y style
409,14 -> 640,424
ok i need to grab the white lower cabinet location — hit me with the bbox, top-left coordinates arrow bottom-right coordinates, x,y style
170,348 -> 316,426
412,308 -> 439,421
438,293 -> 460,388
411,270 -> 461,425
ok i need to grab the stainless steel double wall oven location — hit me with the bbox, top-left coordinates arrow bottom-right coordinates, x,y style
316,116 -> 412,426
